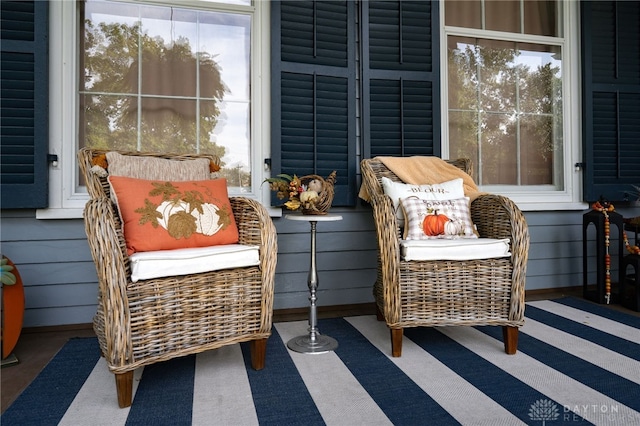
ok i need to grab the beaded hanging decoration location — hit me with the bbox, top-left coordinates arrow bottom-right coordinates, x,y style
592,201 -> 640,304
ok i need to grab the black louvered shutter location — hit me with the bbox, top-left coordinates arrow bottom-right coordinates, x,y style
1,0 -> 49,209
272,0 -> 356,206
581,1 -> 640,203
362,0 -> 440,158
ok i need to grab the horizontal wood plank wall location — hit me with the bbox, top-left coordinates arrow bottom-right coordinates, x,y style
1,210 -> 98,327
2,206 -> 638,327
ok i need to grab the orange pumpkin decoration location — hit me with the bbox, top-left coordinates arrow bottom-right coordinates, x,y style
422,211 -> 450,236
2,256 -> 25,360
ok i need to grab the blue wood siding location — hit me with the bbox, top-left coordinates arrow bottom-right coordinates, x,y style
5,206 -> 638,327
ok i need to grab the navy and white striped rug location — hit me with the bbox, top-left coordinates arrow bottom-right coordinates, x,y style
3,298 -> 640,425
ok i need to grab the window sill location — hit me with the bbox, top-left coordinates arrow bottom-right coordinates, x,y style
36,208 -> 85,220
517,201 -> 589,212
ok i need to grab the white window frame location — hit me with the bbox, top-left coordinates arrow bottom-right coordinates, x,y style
440,0 -> 586,211
37,0 -> 276,219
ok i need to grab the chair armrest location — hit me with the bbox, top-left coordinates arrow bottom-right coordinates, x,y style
230,197 -> 276,248
229,197 -> 277,313
470,194 -> 529,251
361,159 -> 403,322
471,194 -> 529,321
367,191 -> 402,321
360,157 -> 402,250
368,191 -> 401,258
83,197 -> 133,366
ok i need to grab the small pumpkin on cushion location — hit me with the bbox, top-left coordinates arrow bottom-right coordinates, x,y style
90,154 -> 109,177
92,154 -> 108,169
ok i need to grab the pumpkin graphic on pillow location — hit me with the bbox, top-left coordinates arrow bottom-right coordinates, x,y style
156,200 -> 229,238
422,210 -> 449,236
421,210 -> 464,236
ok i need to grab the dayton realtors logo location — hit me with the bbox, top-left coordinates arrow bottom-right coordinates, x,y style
529,399 -> 560,425
529,399 -> 629,424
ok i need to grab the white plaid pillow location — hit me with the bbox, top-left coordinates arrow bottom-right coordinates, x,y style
381,177 -> 465,227
400,196 -> 478,240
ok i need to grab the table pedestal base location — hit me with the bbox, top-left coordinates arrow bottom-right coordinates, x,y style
285,213 -> 343,355
287,334 -> 338,354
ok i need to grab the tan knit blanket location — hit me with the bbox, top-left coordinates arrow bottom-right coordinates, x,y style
359,156 -> 484,202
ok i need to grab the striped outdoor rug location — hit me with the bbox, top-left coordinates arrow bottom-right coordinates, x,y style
3,298 -> 639,426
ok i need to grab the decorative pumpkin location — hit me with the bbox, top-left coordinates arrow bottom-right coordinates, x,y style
157,200 -> 190,231
157,201 -> 227,238
193,202 -> 225,236
444,219 -> 463,236
299,190 -> 319,203
307,179 -> 323,193
422,211 -> 450,236
1,256 -> 24,360
166,210 -> 197,239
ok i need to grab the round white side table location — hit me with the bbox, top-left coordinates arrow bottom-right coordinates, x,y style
285,213 -> 343,354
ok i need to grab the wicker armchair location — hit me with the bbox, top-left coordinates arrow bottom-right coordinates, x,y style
360,158 -> 529,357
78,148 -> 277,408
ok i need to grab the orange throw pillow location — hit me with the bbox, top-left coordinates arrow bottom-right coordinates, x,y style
108,176 -> 239,255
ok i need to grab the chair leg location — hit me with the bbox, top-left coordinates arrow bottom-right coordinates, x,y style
502,326 -> 518,355
250,338 -> 268,370
115,371 -> 134,408
390,328 -> 403,357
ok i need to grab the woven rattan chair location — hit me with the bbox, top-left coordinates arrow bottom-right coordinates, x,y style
360,157 -> 529,357
78,148 -> 277,408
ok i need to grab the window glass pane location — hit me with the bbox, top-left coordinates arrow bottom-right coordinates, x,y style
138,7 -> 198,97
524,0 -> 560,37
140,98 -> 197,151
478,39 -> 517,114
447,36 -> 563,188
481,112 -> 517,184
517,43 -> 562,115
520,114 -> 554,185
211,101 -> 251,192
445,1 -> 481,29
80,94 -> 138,151
80,0 -> 252,193
199,13 -> 250,101
81,2 -> 139,94
447,37 -> 478,111
485,0 -> 519,33
449,110 -> 479,180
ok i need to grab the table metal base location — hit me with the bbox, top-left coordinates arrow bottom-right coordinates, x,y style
287,333 -> 338,354
285,213 -> 343,355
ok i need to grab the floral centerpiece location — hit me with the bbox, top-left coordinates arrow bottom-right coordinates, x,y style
265,171 -> 337,215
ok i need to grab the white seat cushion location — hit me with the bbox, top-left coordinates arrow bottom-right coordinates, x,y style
129,244 -> 260,282
401,238 -> 511,261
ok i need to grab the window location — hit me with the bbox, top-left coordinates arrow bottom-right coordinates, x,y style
38,0 -> 270,219
442,0 -> 582,209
